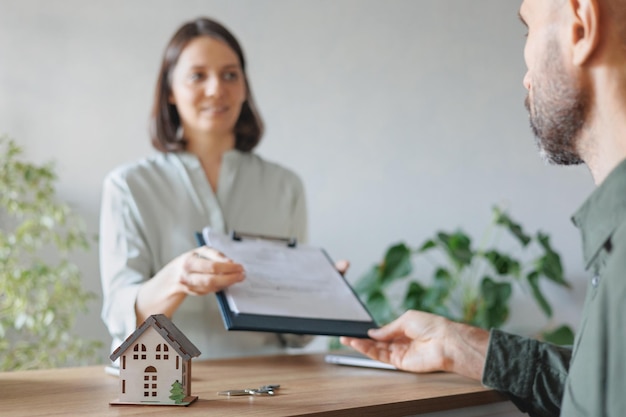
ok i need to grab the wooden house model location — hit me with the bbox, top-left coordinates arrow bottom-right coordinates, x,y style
109,314 -> 201,405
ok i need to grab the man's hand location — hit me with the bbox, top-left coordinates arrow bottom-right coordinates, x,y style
340,310 -> 490,381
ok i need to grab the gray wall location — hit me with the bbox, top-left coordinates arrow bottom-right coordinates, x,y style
0,0 -> 594,360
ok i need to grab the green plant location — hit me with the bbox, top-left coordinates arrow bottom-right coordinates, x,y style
169,380 -> 185,404
0,136 -> 102,370
352,207 -> 574,346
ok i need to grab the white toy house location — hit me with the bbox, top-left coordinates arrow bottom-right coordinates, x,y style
109,314 -> 201,405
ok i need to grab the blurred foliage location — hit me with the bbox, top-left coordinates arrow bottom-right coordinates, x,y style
332,207 -> 574,350
0,136 -> 102,370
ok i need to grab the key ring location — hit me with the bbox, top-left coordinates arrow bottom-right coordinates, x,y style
218,384 -> 281,397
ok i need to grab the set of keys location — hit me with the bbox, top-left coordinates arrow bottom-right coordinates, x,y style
218,384 -> 281,397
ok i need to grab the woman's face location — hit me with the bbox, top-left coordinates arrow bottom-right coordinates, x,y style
169,36 -> 246,140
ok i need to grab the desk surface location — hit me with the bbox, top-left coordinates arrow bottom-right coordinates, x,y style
0,353 -> 506,417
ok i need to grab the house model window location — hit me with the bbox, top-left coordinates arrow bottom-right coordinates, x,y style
109,314 -> 201,406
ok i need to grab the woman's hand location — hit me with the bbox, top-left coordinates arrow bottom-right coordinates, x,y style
135,246 -> 244,324
335,259 -> 350,276
178,246 -> 245,295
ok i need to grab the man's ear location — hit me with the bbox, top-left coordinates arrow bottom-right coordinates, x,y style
569,0 -> 600,65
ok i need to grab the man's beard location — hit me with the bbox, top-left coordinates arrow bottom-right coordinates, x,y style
525,41 -> 587,166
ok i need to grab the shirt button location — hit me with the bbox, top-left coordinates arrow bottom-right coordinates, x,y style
591,274 -> 600,288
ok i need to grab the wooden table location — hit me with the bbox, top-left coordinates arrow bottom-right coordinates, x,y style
0,353 -> 512,416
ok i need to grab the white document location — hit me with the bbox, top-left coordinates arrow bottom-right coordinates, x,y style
202,228 -> 372,321
325,353 -> 397,370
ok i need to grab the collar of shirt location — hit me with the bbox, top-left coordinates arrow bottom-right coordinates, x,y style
572,158 -> 626,269
174,149 -> 244,169
171,149 -> 247,234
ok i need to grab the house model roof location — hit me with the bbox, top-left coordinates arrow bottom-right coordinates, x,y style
110,314 -> 201,361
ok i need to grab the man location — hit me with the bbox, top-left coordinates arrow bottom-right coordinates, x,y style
341,0 -> 626,415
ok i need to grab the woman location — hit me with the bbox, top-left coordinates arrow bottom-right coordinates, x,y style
100,17 -> 309,360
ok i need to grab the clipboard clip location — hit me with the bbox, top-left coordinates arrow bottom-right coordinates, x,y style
230,231 -> 297,248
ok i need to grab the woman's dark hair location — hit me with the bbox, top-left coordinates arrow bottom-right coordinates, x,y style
149,17 -> 263,152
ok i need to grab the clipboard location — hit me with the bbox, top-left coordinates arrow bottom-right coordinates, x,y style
195,228 -> 377,338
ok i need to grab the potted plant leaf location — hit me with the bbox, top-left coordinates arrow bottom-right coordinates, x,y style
340,206 -> 574,349
0,136 -> 102,370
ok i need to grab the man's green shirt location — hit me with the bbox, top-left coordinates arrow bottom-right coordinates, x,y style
482,159 -> 626,417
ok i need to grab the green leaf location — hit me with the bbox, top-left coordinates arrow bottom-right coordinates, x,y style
542,325 -> 575,346
489,278 -> 511,303
474,277 -> 511,329
365,290 -> 396,325
379,243 -> 412,286
402,281 -> 427,311
482,250 -> 521,278
535,233 -> 569,287
353,265 -> 381,296
494,207 -> 531,247
527,271 -> 552,317
422,287 -> 445,306
417,239 -> 437,253
437,231 -> 473,268
433,267 -> 453,285
423,268 -> 453,313
421,283 -> 451,315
